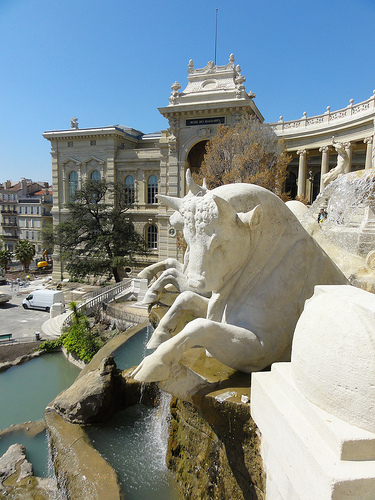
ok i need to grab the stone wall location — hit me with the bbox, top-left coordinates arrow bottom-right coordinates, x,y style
167,396 -> 265,500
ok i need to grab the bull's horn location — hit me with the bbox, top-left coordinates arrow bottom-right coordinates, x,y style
202,178 -> 207,190
212,194 -> 237,221
157,194 -> 182,211
186,168 -> 207,195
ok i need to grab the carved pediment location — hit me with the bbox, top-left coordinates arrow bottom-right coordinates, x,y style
82,156 -> 105,166
61,157 -> 81,169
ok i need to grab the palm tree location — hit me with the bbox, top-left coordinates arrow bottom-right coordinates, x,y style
14,240 -> 36,271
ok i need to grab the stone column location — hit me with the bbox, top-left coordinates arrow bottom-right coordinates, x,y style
364,137 -> 373,169
297,150 -> 308,198
319,146 -> 330,193
344,143 -> 352,173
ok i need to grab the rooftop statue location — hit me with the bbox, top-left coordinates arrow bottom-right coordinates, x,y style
133,171 -> 347,383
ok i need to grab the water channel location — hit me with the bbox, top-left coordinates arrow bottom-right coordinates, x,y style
0,327 -> 180,498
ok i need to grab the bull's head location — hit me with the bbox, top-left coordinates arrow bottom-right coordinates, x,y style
158,170 -> 262,293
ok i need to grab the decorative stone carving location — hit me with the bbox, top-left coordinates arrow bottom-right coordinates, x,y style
197,126 -> 212,138
132,171 -> 346,383
168,117 -> 179,135
169,82 -> 181,105
321,138 -> 350,188
188,59 -> 194,74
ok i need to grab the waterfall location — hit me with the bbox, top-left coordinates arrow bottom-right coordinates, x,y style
147,391 -> 172,469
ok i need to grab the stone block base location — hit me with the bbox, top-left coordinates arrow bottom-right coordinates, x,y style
251,363 -> 375,499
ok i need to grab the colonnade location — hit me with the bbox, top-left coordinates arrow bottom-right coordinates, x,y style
296,136 -> 374,197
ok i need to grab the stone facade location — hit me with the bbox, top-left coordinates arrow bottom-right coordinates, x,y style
43,54 -> 375,280
0,178 -> 52,257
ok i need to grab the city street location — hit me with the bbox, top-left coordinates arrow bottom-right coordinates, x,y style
0,281 -> 50,342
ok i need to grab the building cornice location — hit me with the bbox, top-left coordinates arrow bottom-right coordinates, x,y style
159,100 -> 264,121
43,126 -> 142,142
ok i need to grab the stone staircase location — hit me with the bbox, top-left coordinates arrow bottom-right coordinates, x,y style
42,311 -> 71,338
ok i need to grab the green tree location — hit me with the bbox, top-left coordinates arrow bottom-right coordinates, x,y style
14,240 -> 36,271
41,220 -> 54,255
38,302 -> 103,362
56,179 -> 147,282
0,249 -> 12,274
200,116 -> 291,199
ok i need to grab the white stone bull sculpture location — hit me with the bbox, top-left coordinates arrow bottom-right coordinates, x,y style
132,174 -> 347,383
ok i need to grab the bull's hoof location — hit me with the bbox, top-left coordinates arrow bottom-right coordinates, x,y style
132,355 -> 171,383
142,290 -> 158,305
147,330 -> 171,350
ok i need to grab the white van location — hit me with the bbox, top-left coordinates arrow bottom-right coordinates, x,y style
22,290 -> 65,312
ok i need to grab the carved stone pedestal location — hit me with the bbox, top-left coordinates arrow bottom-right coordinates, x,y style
251,363 -> 375,499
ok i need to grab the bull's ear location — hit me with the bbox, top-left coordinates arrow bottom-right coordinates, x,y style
170,210 -> 184,229
238,205 -> 263,229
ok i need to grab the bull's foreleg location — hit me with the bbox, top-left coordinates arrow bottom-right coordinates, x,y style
133,319 -> 267,383
147,291 -> 209,349
137,258 -> 184,281
142,268 -> 190,305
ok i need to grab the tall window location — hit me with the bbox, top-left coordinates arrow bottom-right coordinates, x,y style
91,170 -> 101,181
69,171 -> 79,201
147,175 -> 158,204
125,175 -> 135,204
147,225 -> 158,250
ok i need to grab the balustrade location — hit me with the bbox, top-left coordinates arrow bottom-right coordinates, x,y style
272,91 -> 375,132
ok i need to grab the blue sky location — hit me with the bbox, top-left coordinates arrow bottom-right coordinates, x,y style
1,0 -> 374,183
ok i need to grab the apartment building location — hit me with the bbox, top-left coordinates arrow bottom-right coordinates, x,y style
0,178 -> 52,256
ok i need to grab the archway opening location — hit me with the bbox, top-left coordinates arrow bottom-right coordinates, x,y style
187,140 -> 208,178
285,171 -> 297,199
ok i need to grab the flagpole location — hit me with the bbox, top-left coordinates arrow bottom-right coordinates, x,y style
214,8 -> 218,65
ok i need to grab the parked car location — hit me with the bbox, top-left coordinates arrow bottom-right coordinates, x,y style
0,293 -> 11,305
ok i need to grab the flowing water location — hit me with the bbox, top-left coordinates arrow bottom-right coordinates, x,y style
0,352 -> 80,430
301,169 -> 375,281
0,327 -> 180,498
0,430 -> 49,478
87,393 -> 180,499
113,324 -> 154,370
0,352 -> 80,479
303,169 -> 375,256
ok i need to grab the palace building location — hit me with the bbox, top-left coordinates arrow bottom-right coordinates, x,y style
43,54 -> 375,280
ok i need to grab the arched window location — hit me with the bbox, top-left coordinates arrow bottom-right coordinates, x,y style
90,170 -> 101,181
147,175 -> 158,204
69,171 -> 78,201
125,175 -> 135,204
147,225 -> 158,250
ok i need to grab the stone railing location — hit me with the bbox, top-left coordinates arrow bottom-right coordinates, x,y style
105,303 -> 147,327
63,279 -> 133,327
270,90 -> 375,133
